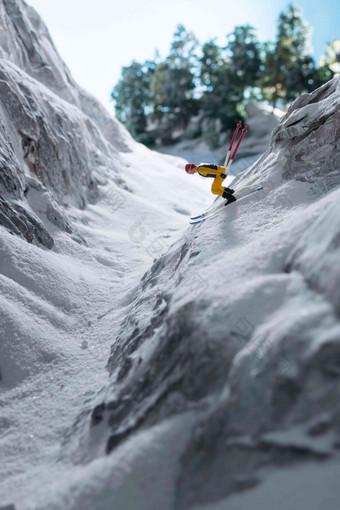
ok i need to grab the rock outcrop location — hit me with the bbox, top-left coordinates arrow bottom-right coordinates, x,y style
0,0 -> 131,248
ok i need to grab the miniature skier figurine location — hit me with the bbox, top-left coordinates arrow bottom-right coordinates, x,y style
185,162 -> 236,203
185,122 -> 247,205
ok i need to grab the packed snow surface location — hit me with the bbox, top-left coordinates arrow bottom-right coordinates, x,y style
1,1 -> 340,510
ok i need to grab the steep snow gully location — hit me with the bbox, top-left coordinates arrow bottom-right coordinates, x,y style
1,1 -> 340,509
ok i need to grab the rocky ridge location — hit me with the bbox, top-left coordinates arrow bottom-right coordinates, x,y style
0,0 -> 130,248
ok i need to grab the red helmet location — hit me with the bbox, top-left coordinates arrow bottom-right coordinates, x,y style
185,163 -> 196,173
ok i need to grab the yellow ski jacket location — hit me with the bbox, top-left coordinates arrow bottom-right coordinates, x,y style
196,164 -> 228,197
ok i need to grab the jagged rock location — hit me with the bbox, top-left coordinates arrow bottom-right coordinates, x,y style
0,0 -> 131,152
0,0 -> 133,248
273,77 -> 340,186
0,196 -> 54,248
25,176 -> 72,233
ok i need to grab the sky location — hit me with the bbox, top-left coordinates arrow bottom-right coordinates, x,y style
27,0 -> 339,112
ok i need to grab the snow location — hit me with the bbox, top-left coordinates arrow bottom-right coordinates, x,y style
0,2 -> 340,509
2,116 -> 340,508
0,61 -> 211,503
0,162 -> 208,507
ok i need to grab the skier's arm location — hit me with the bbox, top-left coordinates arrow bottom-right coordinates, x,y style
196,164 -> 228,179
217,165 -> 228,179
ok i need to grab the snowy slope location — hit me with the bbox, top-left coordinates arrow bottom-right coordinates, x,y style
0,1 -> 210,507
38,78 -> 339,510
1,1 -> 340,509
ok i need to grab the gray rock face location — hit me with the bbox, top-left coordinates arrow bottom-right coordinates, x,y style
274,78 -> 340,186
0,0 -> 130,151
0,98 -> 54,247
0,0 -> 132,248
72,77 -> 340,506
235,77 -> 340,193
0,196 -> 54,248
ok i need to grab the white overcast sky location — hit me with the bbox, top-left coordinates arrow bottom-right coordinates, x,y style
27,0 -> 339,112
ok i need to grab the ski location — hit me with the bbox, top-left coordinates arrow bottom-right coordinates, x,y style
190,204 -> 224,224
190,183 -> 262,221
190,186 -> 264,225
190,198 -> 221,221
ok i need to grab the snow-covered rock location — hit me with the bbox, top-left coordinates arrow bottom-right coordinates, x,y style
0,0 -> 130,151
66,77 -> 340,508
0,0 -> 133,248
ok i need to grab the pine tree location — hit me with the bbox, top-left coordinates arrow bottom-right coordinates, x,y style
199,26 -> 260,131
199,40 -> 224,120
149,25 -> 199,140
319,40 -> 340,81
261,4 -> 311,108
285,55 -> 322,102
200,40 -> 222,91
112,61 -> 150,140
168,24 -> 198,69
226,25 -> 262,97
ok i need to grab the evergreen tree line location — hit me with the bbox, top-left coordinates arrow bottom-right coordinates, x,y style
112,4 -> 339,146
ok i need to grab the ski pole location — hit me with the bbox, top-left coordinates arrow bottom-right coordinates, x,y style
226,126 -> 248,172
224,120 -> 242,167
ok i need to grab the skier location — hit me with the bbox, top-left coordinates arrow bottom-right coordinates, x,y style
185,163 -> 236,204
184,122 -> 247,205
